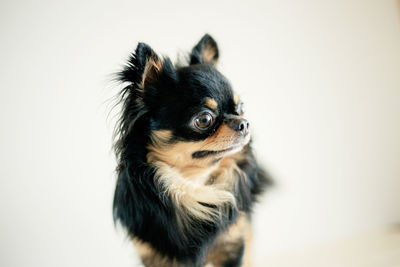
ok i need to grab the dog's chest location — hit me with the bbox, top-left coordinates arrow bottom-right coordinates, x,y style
181,154 -> 242,189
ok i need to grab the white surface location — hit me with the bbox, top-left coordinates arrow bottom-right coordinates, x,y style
257,228 -> 400,267
1,0 -> 400,266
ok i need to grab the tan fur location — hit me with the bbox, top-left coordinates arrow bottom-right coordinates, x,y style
200,43 -> 218,64
209,151 -> 243,186
241,216 -> 253,267
205,98 -> 218,110
233,94 -> 240,105
133,238 -> 183,267
150,129 -> 172,145
151,161 -> 235,224
206,213 -> 253,267
148,125 -> 249,171
133,213 -> 253,267
140,57 -> 163,88
133,238 -> 153,258
146,125 -> 250,226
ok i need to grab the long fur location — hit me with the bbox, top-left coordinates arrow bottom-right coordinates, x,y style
112,34 -> 271,266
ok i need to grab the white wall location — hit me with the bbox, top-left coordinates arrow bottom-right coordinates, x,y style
1,0 -> 399,266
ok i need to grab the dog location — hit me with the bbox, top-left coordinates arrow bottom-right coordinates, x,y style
112,34 -> 271,267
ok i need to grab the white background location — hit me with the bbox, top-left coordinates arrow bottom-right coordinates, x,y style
1,0 -> 400,266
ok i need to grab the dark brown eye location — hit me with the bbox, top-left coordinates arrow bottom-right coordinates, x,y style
194,111 -> 214,130
237,102 -> 245,115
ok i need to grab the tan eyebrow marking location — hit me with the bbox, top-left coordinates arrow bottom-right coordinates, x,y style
233,94 -> 240,105
205,98 -> 218,110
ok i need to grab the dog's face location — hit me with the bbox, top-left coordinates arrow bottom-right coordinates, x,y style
119,35 -> 250,171
147,65 -> 250,168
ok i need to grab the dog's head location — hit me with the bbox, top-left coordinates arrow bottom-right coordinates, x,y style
116,34 -> 250,172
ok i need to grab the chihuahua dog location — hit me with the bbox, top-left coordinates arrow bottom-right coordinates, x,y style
113,34 -> 271,267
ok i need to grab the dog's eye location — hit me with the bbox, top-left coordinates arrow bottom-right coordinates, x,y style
193,111 -> 214,131
237,102 -> 245,116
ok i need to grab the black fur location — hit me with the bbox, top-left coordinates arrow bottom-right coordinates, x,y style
112,34 -> 271,266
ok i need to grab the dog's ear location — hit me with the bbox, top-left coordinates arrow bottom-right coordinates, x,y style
190,34 -> 219,65
120,42 -> 163,89
114,43 -> 165,160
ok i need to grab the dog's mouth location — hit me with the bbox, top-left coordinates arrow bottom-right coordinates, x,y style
192,131 -> 251,159
192,144 -> 244,159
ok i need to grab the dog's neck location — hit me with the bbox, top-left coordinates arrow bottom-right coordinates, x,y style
147,148 -> 244,186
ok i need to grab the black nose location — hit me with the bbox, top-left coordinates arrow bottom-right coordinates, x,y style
238,120 -> 250,134
225,115 -> 250,136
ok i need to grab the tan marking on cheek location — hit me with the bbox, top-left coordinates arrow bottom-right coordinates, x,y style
205,98 -> 218,110
147,140 -> 220,183
147,124 -> 239,171
210,124 -> 237,145
195,124 -> 238,154
151,129 -> 172,144
147,141 -> 198,168
146,125 -> 242,225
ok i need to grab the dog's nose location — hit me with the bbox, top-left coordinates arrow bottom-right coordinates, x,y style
237,120 -> 250,135
225,115 -> 250,136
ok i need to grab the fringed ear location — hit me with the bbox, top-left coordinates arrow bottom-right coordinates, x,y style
137,43 -> 163,88
190,34 -> 219,65
114,43 -> 164,160
119,42 -> 163,89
